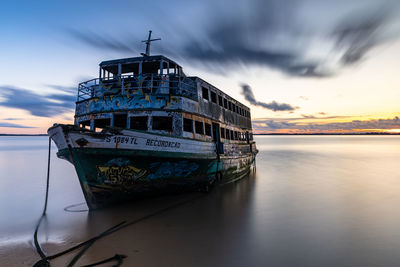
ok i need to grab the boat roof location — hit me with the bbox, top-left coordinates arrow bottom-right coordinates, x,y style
100,55 -> 181,68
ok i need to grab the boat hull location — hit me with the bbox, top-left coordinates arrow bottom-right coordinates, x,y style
49,124 -> 256,209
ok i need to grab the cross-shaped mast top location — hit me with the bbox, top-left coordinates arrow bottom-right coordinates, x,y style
141,30 -> 161,57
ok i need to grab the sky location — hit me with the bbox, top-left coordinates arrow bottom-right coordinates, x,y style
0,0 -> 400,134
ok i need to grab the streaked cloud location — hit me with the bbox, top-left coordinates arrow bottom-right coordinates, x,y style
0,122 -> 36,128
66,0 -> 399,78
0,86 -> 75,117
332,9 -> 390,65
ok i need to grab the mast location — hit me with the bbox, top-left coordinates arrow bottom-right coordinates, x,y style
141,30 -> 161,56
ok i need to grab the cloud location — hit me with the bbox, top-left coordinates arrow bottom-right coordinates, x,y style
332,9 -> 391,65
301,114 -> 318,119
65,0 -> 399,78
253,116 -> 400,132
0,86 -> 75,117
252,114 -> 358,123
45,84 -> 76,94
0,122 -> 36,128
241,84 -> 297,112
67,29 -> 139,54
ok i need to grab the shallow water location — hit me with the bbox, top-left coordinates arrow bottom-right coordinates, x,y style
1,135 -> 400,266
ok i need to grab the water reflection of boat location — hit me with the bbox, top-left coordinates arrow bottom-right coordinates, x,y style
48,31 -> 257,209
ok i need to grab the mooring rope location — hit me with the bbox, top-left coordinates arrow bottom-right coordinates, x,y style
33,137 -> 128,267
33,136 -> 52,266
33,136 -> 205,266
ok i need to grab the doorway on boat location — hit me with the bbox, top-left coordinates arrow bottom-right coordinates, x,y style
212,122 -> 224,155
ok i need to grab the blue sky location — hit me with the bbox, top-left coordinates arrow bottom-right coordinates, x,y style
1,0 -> 400,133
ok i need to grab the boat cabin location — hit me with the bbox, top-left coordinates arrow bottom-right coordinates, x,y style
75,55 -> 254,144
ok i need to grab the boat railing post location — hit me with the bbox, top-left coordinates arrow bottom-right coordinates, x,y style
151,74 -> 154,93
110,114 -> 115,127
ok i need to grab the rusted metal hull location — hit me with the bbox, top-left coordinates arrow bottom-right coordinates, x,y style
49,124 -> 256,209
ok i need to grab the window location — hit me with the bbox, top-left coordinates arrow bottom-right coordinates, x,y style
234,131 -> 238,140
114,114 -> 127,128
218,95 -> 223,106
94,118 -> 111,129
202,87 -> 209,100
232,104 -> 236,113
79,120 -> 90,129
205,123 -> 212,136
130,116 -> 148,130
220,127 -> 225,139
210,91 -> 217,103
228,101 -> 232,111
152,116 -> 172,131
230,130 -> 234,140
195,121 -> 204,134
248,111 -> 251,118
224,98 -> 228,109
226,129 -> 230,140
183,118 -> 193,132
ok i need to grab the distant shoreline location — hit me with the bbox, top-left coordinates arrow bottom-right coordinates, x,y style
0,134 -> 48,136
1,133 -> 399,136
254,133 -> 400,135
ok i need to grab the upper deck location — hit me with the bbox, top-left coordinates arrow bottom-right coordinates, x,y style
77,55 -> 196,101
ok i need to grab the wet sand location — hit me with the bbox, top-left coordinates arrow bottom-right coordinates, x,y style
2,136 -> 400,266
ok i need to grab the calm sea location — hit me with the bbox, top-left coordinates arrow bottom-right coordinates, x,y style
1,135 -> 400,266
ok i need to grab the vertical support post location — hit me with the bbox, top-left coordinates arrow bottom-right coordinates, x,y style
110,114 -> 115,127
159,60 -> 163,75
126,115 -> 130,129
118,64 -> 122,77
90,120 -> 95,131
148,116 -> 152,131
166,62 -> 170,74
110,113 -> 114,127
99,67 -> 102,81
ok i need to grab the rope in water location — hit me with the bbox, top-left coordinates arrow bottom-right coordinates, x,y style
33,136 -> 52,265
33,137 -> 127,267
33,136 -> 205,266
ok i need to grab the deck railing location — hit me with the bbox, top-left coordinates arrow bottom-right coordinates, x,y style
77,74 -> 197,101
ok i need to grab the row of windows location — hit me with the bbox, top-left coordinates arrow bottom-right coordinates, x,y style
202,86 -> 251,118
183,118 -> 252,141
84,116 -> 173,132
82,115 -> 253,141
183,118 -> 212,136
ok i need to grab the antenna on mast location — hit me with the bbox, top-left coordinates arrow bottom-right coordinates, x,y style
141,30 -> 161,56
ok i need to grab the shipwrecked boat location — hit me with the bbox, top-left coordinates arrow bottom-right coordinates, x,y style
48,31 -> 257,209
